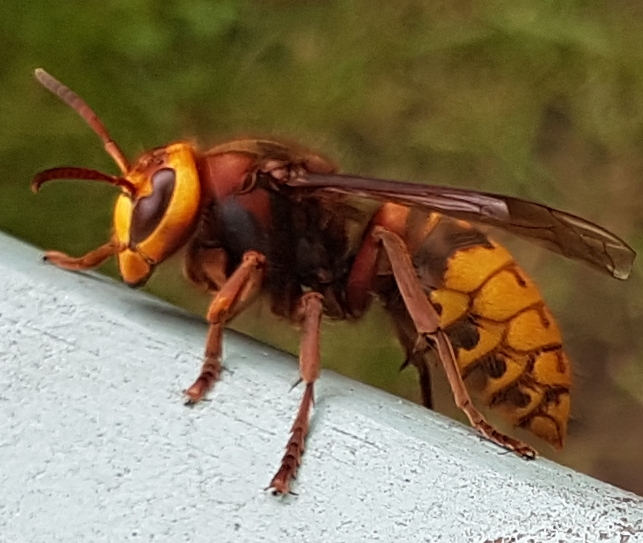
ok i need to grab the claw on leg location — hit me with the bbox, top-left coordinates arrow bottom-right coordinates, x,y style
184,324 -> 223,404
268,382 -> 315,495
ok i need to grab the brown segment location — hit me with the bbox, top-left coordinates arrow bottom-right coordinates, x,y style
184,251 -> 266,404
269,292 -> 324,495
385,291 -> 435,409
31,167 -> 136,194
43,239 -> 122,271
34,69 -> 130,174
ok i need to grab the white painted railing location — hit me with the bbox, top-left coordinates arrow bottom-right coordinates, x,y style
1,231 -> 642,542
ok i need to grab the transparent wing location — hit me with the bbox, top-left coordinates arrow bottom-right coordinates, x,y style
285,173 -> 635,280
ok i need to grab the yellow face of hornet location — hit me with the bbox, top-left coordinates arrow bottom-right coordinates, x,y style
112,143 -> 202,286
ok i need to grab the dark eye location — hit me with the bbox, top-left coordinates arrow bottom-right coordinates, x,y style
130,168 -> 176,244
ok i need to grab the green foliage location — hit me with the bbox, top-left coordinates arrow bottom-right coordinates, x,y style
3,0 -> 643,493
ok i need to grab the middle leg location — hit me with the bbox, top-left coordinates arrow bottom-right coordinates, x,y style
269,291 -> 324,495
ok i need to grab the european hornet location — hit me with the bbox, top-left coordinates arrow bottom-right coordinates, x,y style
32,68 -> 635,494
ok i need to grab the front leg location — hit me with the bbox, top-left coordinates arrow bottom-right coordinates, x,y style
184,250 -> 266,404
43,239 -> 123,270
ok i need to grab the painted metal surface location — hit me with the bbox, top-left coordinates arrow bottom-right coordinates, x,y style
1,232 -> 642,542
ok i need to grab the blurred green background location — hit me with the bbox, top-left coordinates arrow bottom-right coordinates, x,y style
2,1 -> 643,494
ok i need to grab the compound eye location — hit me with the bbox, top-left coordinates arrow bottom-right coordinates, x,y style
130,168 -> 176,244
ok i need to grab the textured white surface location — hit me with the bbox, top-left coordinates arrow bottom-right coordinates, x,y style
1,231 -> 642,543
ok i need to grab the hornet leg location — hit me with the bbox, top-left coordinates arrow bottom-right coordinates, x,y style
373,226 -> 536,459
269,291 -> 324,495
184,250 -> 266,404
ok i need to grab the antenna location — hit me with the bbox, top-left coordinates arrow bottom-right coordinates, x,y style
34,68 -> 130,174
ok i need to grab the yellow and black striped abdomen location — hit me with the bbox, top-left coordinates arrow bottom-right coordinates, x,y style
417,215 -> 572,448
